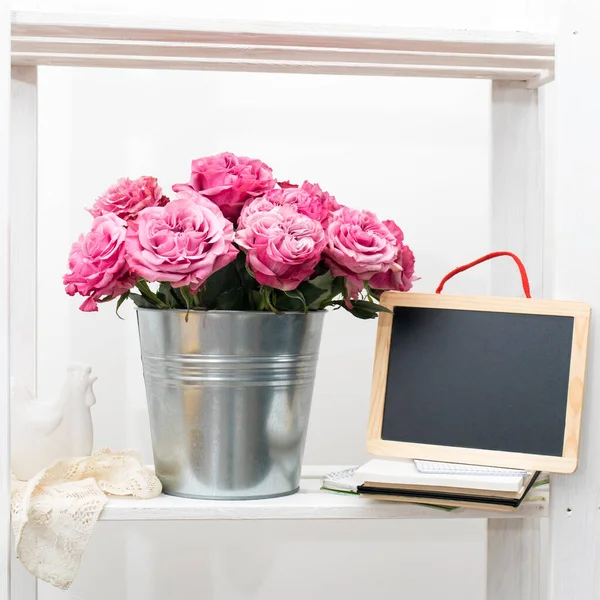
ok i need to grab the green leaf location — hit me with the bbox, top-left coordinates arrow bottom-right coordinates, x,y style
170,286 -> 187,309
273,294 -> 304,312
128,292 -> 154,309
158,282 -> 175,308
115,292 -> 129,319
179,286 -> 194,306
136,280 -> 168,309
250,290 -> 264,310
298,271 -> 334,310
309,270 -> 334,290
348,306 -> 379,320
365,284 -> 382,302
234,250 -> 249,277
283,289 -> 307,313
350,299 -> 392,315
331,276 -> 347,300
178,286 -> 195,321
331,298 -> 388,320
200,260 -> 241,309
215,287 -> 245,310
261,287 -> 281,314
298,284 -> 326,310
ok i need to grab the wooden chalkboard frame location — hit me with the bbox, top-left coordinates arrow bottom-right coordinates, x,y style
367,292 -> 591,473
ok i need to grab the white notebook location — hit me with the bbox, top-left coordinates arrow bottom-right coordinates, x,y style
356,459 -> 527,493
321,467 -> 361,494
414,460 -> 529,478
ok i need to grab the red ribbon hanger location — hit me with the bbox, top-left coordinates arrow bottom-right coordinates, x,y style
435,251 -> 531,298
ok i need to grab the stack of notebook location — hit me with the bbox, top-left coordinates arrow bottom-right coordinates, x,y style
322,459 -> 545,511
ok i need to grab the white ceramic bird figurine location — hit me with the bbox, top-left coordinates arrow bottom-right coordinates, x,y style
11,364 -> 98,481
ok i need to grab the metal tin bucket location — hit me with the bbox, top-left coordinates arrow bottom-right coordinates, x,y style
136,309 -> 325,500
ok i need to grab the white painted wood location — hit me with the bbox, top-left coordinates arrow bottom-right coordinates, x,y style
99,473 -> 549,521
549,3 -> 600,599
9,56 -> 549,83
487,519 -> 541,599
488,79 -> 546,600
0,4 -> 10,600
9,67 -> 37,395
10,556 -> 36,600
8,65 -> 38,600
491,81 -> 545,298
8,11 -> 556,52
11,40 -> 555,70
10,11 -> 554,86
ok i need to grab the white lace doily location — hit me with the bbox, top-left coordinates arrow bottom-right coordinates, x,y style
11,449 -> 162,589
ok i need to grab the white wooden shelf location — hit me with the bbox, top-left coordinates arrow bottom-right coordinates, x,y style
99,469 -> 549,521
3,7 -> 566,598
11,11 -> 554,88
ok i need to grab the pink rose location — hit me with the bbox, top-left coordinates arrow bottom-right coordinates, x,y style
64,213 -> 135,312
381,219 -> 404,245
237,196 -> 277,229
324,207 -> 398,289
88,176 -> 168,221
236,206 -> 326,291
398,245 -> 416,290
125,190 -> 238,292
267,186 -> 330,226
239,182 -> 339,229
369,245 -> 417,292
173,152 -> 275,222
298,181 -> 341,223
369,220 -> 417,292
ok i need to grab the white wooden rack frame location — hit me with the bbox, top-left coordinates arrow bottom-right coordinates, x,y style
1,7 -> 595,600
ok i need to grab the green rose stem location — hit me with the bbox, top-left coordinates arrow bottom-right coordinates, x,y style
136,280 -> 169,309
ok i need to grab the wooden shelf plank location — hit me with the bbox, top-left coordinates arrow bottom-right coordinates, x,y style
99,470 -> 549,521
11,11 -> 554,87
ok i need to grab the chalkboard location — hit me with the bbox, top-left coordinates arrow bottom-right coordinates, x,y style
367,293 -> 591,473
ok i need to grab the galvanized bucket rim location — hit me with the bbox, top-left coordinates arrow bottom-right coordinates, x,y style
134,307 -> 325,316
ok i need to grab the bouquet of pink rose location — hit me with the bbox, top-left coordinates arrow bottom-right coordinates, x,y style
64,152 -> 417,319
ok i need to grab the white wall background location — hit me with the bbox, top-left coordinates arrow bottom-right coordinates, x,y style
12,0 -> 560,598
